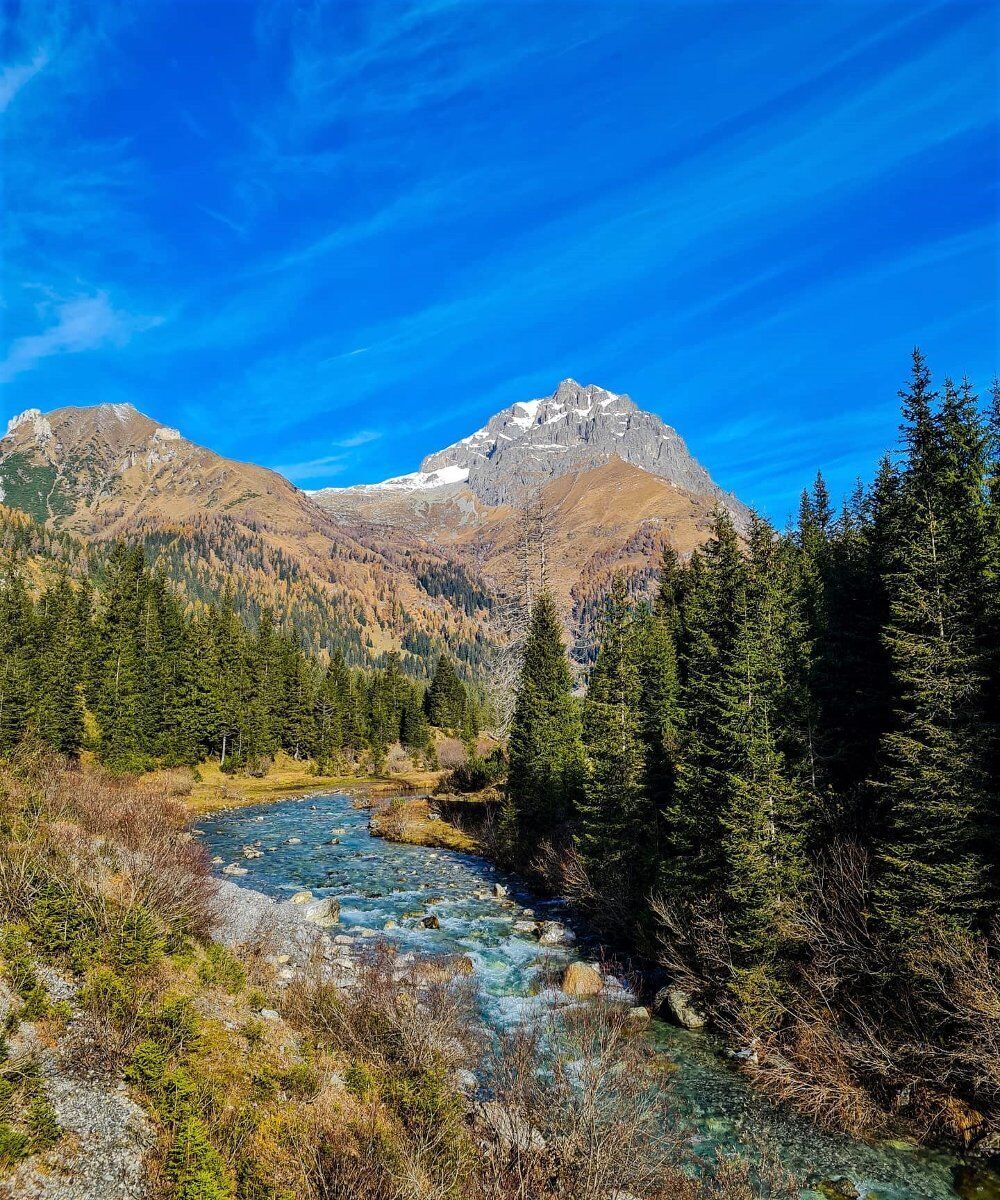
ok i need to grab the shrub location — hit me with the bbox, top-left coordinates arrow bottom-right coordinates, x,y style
440,748 -> 507,794
198,944 -> 246,995
279,1062 -> 320,1100
0,1122 -> 30,1172
166,1113 -> 234,1200
25,1095 -> 60,1152
0,925 -> 38,996
127,1039 -> 169,1092
147,996 -> 201,1058
110,903 -> 166,971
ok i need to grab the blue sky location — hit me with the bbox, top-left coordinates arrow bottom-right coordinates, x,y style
1,0 -> 998,520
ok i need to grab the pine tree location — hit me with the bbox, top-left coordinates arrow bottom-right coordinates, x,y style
31,574 -> 85,755
0,567 -> 34,752
503,590 -> 584,859
662,510 -> 746,902
875,352 -> 992,939
425,655 -> 467,728
717,517 -> 810,966
634,599 -> 682,882
577,579 -> 649,912
400,688 -> 430,750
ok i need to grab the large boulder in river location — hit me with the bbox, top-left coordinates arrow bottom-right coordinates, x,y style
561,961 -> 602,997
656,985 -> 706,1030
290,896 -> 340,927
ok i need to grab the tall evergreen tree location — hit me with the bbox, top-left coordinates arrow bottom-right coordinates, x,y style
577,579 -> 647,900
661,510 -> 746,903
425,655 -> 468,729
503,590 -> 584,859
875,352 -> 992,939
717,517 -> 811,967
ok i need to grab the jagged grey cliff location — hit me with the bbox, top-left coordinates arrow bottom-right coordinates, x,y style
318,379 -> 748,521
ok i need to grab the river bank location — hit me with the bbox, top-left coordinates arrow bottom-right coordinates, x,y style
163,750 -> 444,816
196,789 -> 997,1200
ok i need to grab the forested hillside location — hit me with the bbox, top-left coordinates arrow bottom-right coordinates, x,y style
501,353 -> 1000,1149
0,404 -> 496,673
0,537 -> 480,775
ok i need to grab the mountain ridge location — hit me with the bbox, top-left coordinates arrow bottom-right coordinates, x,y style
1,382 -> 752,665
0,403 -> 494,671
313,378 -> 748,521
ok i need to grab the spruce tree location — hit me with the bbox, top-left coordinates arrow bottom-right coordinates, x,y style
504,590 -> 584,859
0,567 -> 34,752
425,655 -> 466,728
717,517 -> 810,967
577,579 -> 647,900
875,352 -> 992,939
662,510 -> 746,902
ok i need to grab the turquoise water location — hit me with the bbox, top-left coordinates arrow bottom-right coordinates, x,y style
197,791 -> 995,1200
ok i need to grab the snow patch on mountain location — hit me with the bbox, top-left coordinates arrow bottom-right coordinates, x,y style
314,378 -> 748,522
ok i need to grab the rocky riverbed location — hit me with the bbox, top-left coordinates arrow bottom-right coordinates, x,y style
199,790 -> 998,1200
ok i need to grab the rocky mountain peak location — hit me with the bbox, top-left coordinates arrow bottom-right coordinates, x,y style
411,379 -> 743,513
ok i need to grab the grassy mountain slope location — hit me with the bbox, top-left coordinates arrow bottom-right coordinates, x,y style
0,405 -> 493,670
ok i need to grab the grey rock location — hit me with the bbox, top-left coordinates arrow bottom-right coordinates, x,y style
656,985 -> 707,1031
294,897 -> 340,927
535,920 -> 573,945
422,379 -> 749,518
313,379 -> 749,527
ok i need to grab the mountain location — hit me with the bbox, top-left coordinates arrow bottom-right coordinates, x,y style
0,404 -> 493,671
312,380 -> 749,654
0,384 -> 751,668
318,379 -> 745,512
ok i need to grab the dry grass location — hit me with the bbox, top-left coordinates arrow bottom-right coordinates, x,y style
370,797 -> 478,853
0,748 -> 217,946
182,751 -> 444,816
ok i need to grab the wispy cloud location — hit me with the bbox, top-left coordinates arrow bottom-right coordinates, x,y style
335,429 -> 381,449
271,453 -> 349,483
0,50 -> 49,112
0,291 -> 163,383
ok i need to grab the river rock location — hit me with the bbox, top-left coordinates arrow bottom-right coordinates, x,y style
561,961 -> 602,997
286,837 -> 301,845
493,884 -> 508,899
625,1006 -> 651,1031
536,920 -> 573,945
656,985 -> 706,1030
296,897 -> 340,926
289,890 -> 314,904
421,914 -> 441,929
222,863 -> 248,876
513,920 -> 537,935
